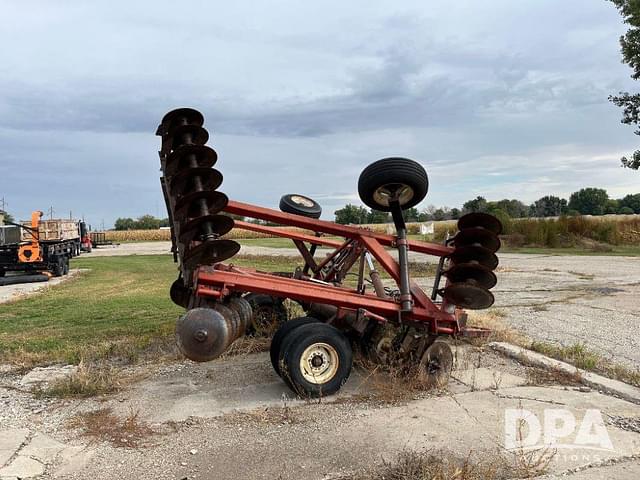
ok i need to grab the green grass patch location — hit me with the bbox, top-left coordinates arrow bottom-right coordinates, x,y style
529,341 -> 640,387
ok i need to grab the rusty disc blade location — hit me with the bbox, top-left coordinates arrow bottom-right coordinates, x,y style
160,108 -> 204,134
170,278 -> 191,308
169,167 -> 223,197
170,124 -> 209,150
452,227 -> 501,252
444,263 -> 497,289
165,145 -> 218,178
457,212 -> 503,235
178,214 -> 234,244
175,307 -> 229,362
175,190 -> 229,219
182,239 -> 241,270
419,340 -> 453,387
449,245 -> 498,270
441,283 -> 495,310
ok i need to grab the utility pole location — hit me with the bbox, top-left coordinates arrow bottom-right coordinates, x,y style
0,197 -> 7,212
47,206 -> 55,220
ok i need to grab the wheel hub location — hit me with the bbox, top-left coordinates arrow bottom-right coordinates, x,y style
300,343 -> 339,384
373,183 -> 414,207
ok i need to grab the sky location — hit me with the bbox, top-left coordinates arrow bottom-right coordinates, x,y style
0,0 -> 638,226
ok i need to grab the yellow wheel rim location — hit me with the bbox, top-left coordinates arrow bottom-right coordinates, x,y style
299,342 -> 339,384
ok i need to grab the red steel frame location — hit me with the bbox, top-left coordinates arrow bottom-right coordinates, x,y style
193,200 -> 486,337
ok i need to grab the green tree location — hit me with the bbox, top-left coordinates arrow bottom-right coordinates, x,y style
135,214 -> 162,230
605,199 -> 620,214
619,193 -> 640,212
449,208 -> 461,219
489,199 -> 530,218
619,206 -> 635,214
462,196 -> 488,213
531,195 -> 568,217
568,188 -> 609,215
403,207 -> 421,222
367,210 -> 390,224
114,217 -> 136,230
334,204 -> 369,224
0,210 -> 14,224
608,0 -> 640,169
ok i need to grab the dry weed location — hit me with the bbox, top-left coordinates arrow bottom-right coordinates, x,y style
33,362 -> 124,398
68,407 -> 155,448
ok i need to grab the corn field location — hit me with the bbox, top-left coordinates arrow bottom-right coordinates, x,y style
104,215 -> 639,247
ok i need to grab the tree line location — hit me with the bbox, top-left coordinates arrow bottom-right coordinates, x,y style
114,215 -> 170,230
334,188 -> 640,224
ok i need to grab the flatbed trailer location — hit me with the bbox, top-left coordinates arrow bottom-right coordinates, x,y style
0,212 -> 79,277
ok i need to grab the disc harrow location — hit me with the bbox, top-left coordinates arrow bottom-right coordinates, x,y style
156,107 -> 503,397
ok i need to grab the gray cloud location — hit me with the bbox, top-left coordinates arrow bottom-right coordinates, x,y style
0,0 -> 637,224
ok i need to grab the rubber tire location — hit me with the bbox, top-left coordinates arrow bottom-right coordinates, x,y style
0,270 -> 5,277
62,257 -> 70,275
244,293 -> 288,336
270,316 -> 320,375
279,322 -> 352,398
358,157 -> 428,211
279,194 -> 322,219
52,257 -> 64,277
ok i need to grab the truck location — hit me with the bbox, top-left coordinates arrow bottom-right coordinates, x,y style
0,211 -> 84,278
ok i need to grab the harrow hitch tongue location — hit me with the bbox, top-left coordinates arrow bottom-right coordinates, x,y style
156,107 -> 503,397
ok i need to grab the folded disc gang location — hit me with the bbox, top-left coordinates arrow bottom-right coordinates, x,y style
452,227 -> 501,252
444,263 -> 497,289
457,212 -> 503,235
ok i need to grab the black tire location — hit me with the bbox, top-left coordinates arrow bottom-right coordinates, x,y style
51,257 -> 64,277
0,269 -> 5,277
62,256 -> 70,275
270,316 -> 320,375
358,157 -> 428,211
279,194 -> 322,219
244,293 -> 288,336
278,323 -> 352,398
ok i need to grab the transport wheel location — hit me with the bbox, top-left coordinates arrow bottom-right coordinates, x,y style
278,323 -> 352,398
358,157 -> 428,212
418,340 -> 453,388
0,270 -> 5,277
62,257 -> 70,275
244,293 -> 288,336
270,316 -> 320,375
279,194 -> 322,219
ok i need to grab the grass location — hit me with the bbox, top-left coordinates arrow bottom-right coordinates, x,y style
33,362 -> 124,398
529,342 -> 640,388
338,448 -> 553,480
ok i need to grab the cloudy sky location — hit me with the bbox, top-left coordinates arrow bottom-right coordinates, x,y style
0,0 -> 638,225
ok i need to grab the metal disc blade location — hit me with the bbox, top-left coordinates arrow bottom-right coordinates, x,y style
449,246 -> 499,270
165,145 -> 218,178
419,340 -> 453,387
170,278 -> 191,308
182,239 -> 241,270
169,167 -> 223,197
160,108 -> 204,133
457,212 -> 503,235
175,190 -> 229,219
444,263 -> 497,289
170,124 -> 209,150
441,283 -> 495,310
178,214 -> 235,244
453,227 -> 501,252
175,307 -> 229,362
